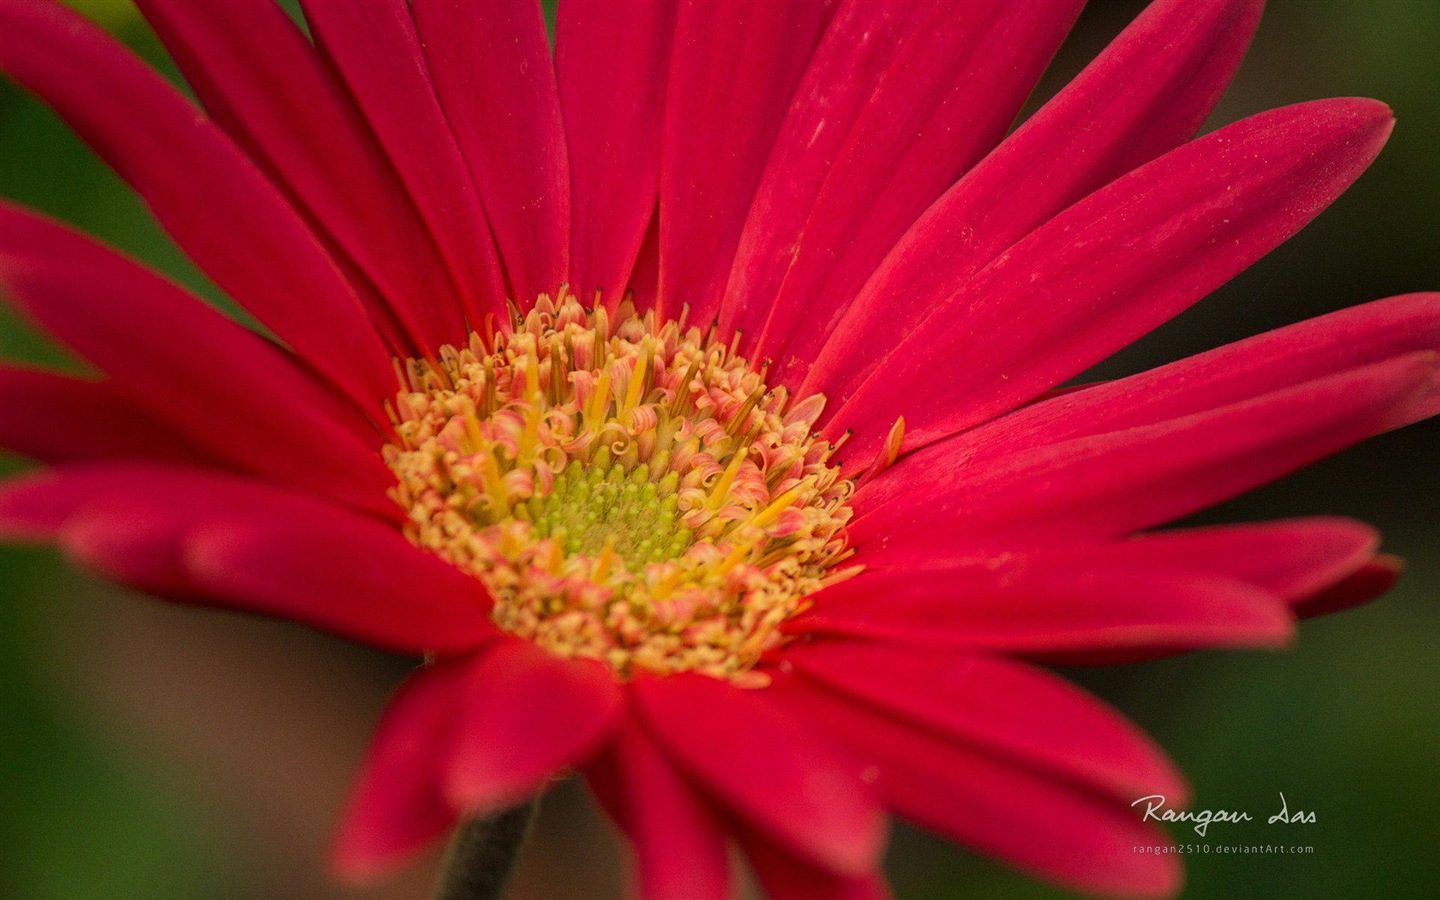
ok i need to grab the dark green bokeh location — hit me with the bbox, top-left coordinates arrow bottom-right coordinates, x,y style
0,2 -> 1436,898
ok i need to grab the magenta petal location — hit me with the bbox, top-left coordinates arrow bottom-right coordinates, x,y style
785,643 -> 1188,805
935,292 -> 1440,470
412,0 -> 569,304
1293,555 -> 1403,619
0,0 -> 394,407
788,561 -> 1294,657
300,0 -> 510,329
824,98 -> 1395,460
773,679 -> 1183,900
0,364 -> 206,465
754,0 -> 1087,386
332,660 -> 469,881
738,827 -> 894,900
633,672 -> 885,878
586,718 -> 730,900
0,203 -> 393,516
854,355 -> 1434,549
557,0 -> 675,309
655,0 -> 833,323
445,641 -> 623,815
137,0 -> 471,352
811,0 -> 1263,394
715,0 -> 927,345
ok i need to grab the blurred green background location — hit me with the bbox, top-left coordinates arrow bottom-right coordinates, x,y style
1,1 -> 1437,898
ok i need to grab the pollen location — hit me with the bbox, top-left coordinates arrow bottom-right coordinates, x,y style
384,290 -> 858,685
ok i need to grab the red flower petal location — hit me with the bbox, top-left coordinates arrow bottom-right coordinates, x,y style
0,364 -> 207,465
445,641 -> 623,815
557,0 -> 675,310
738,826 -> 894,900
137,0 -> 472,353
586,718 -> 730,900
788,560 -> 1293,657
412,0 -> 569,304
825,98 -> 1394,460
774,678 -> 1183,899
300,0 -> 510,329
854,354 -> 1434,549
784,643 -> 1188,805
0,464 -> 494,652
0,202 -> 393,517
809,0 -> 1264,397
923,291 -> 1440,471
0,0 -> 394,407
655,0 -> 833,324
752,0 -> 1087,387
1293,555 -> 1403,619
332,660 -> 469,881
633,671 -> 886,878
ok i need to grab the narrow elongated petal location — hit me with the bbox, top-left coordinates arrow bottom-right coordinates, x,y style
586,719 -> 731,900
446,641 -> 623,814
0,464 -> 495,652
412,0 -> 569,303
0,0 -> 394,406
755,0 -> 1087,386
633,672 -> 885,878
557,0 -> 675,308
332,661 -> 469,881
738,828 -> 894,900
935,292 -> 1440,469
138,0 -> 469,351
774,680 -> 1182,899
655,0 -> 833,323
1294,556 -> 1402,618
810,0 -> 1264,393
825,99 -> 1395,459
0,365 -> 206,464
788,562 -> 1294,656
0,203 -> 393,516
715,0 -> 924,342
786,643 -> 1188,804
300,0 -> 509,327
854,354 -> 1433,549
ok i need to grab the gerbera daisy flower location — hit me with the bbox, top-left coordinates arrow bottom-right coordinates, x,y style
0,0 -> 1434,897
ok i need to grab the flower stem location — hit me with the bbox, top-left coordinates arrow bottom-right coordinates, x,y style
435,801 -> 538,900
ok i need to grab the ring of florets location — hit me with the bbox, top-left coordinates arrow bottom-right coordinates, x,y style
384,290 -> 859,685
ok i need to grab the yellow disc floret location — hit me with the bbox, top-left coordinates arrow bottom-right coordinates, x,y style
384,290 -> 858,685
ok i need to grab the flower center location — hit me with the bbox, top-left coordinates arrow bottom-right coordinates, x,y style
384,290 -> 858,685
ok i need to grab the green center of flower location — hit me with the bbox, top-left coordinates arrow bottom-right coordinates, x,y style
383,290 -> 858,685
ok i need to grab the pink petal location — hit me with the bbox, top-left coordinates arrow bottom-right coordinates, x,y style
738,827 -> 893,900
932,292 -> 1440,470
0,464 -> 497,652
824,99 -> 1395,461
586,718 -> 730,900
300,0 -> 510,329
714,0 -> 927,344
0,0 -> 394,407
753,0 -> 1088,386
787,560 -> 1294,657
854,354 -> 1434,549
332,660 -> 470,881
412,0 -> 569,304
1293,555 -> 1403,619
633,672 -> 885,878
557,0 -> 675,310
655,0 -> 834,323
0,364 -> 207,465
785,643 -> 1187,805
809,0 -> 1264,398
137,0 -> 471,352
772,678 -> 1183,899
445,641 -> 623,815
0,203 -> 394,517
